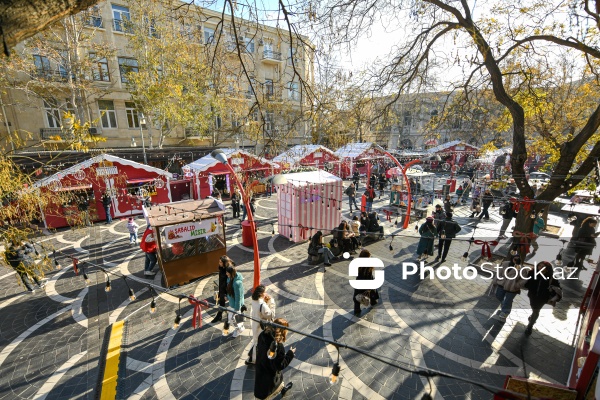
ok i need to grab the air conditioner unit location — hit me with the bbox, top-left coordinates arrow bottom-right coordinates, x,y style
88,127 -> 101,135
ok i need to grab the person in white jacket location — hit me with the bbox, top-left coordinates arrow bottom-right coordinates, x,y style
246,285 -> 275,366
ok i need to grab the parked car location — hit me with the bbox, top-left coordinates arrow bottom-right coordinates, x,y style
528,172 -> 551,185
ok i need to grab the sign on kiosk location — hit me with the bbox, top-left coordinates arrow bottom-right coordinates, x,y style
162,218 -> 220,244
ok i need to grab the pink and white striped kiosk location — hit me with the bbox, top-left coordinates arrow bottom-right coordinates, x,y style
275,170 -> 343,243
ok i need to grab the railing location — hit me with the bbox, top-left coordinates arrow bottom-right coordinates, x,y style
40,128 -> 74,140
113,19 -> 133,34
83,16 -> 103,28
33,69 -> 71,82
262,50 -> 282,61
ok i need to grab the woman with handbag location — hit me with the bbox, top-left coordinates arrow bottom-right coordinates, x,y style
353,249 -> 380,316
524,261 -> 561,335
493,256 -> 528,321
416,217 -> 437,261
254,318 -> 296,399
225,265 -> 245,337
247,285 -> 275,365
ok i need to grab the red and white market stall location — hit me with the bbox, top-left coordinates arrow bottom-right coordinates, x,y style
185,149 -> 279,199
334,142 -> 388,179
275,170 -> 343,243
272,145 -> 339,172
33,154 -> 173,229
426,140 -> 480,168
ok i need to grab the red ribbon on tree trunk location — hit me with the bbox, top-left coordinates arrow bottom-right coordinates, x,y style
298,224 -> 309,240
72,258 -> 79,275
513,231 -> 536,254
520,197 -> 533,213
188,296 -> 209,329
473,240 -> 498,260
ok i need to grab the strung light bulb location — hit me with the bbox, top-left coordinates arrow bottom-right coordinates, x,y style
289,232 -> 293,239
538,212 -> 544,218
329,363 -> 341,385
415,224 -> 418,232
172,313 -> 181,330
389,243 -> 393,251
462,252 -> 468,261
150,298 -> 156,314
440,232 -> 446,239
128,288 -> 136,301
555,251 -> 563,267
271,227 -> 275,235
223,322 -> 229,336
83,272 -> 91,285
267,340 -> 278,359
105,279 -> 112,292
510,247 -> 518,256
214,290 -> 219,304
530,213 -> 536,219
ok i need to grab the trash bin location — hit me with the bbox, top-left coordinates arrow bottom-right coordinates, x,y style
442,184 -> 450,196
241,220 -> 254,248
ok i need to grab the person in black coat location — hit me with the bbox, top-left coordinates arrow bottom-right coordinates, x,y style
211,255 -> 234,323
524,261 -> 560,335
353,249 -> 380,315
478,189 -> 494,220
573,217 -> 599,271
352,170 -> 360,188
231,188 -> 241,219
434,212 -> 461,262
254,318 -> 295,399
101,193 -> 112,224
367,212 -> 384,239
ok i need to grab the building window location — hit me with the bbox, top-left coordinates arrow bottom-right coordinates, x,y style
112,4 -> 131,33
43,99 -> 74,128
90,53 -> 110,82
33,55 -> 51,77
265,111 -> 274,132
43,100 -> 62,128
244,37 -> 254,53
288,82 -> 299,101
118,57 -> 138,83
204,27 -> 215,44
83,6 -> 103,28
288,46 -> 297,61
125,102 -> 140,128
264,79 -> 274,96
403,111 -> 412,127
98,100 -> 117,128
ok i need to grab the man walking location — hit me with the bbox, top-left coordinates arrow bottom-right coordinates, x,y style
352,170 -> 360,189
345,183 -> 359,213
478,189 -> 494,221
434,212 -> 461,262
498,197 -> 517,239
231,188 -> 241,219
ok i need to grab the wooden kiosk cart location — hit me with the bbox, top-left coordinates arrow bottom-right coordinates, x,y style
146,199 -> 226,288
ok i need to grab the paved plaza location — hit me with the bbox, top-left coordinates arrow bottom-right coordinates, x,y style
0,190 -> 594,400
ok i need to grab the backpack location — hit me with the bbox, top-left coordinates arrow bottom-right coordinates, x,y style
345,186 -> 353,196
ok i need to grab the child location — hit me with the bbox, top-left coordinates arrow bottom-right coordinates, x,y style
127,217 -> 139,245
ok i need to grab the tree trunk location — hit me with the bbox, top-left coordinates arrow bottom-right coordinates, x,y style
0,0 -> 99,56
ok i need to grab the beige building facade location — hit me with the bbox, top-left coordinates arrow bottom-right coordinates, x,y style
0,0 -> 313,156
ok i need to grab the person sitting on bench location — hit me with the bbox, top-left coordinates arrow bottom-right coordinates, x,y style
367,212 -> 384,240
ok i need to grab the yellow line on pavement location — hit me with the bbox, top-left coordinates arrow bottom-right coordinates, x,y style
100,320 -> 124,400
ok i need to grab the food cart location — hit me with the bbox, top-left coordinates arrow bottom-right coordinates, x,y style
146,199 -> 226,287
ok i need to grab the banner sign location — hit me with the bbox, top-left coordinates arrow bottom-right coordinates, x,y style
96,166 -> 118,176
163,218 -> 220,244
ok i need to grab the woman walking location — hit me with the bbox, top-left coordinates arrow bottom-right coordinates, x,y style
493,256 -> 527,321
416,217 -> 437,261
524,261 -> 561,335
309,231 -> 337,269
212,255 -> 234,323
225,265 -> 245,337
352,249 -> 380,316
254,318 -> 295,399
247,285 -> 275,365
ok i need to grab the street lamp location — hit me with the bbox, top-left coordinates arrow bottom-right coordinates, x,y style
211,149 -> 261,289
139,113 -> 148,164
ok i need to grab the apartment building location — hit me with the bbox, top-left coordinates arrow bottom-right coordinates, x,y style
0,0 -> 314,164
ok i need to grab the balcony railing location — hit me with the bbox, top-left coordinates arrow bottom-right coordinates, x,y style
83,16 -> 104,28
113,19 -> 133,34
262,50 -> 282,62
33,69 -> 71,82
40,128 -> 74,140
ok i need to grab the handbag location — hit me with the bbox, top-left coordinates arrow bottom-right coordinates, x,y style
355,291 -> 371,307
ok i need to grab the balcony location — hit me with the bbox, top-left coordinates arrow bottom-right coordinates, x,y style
83,16 -> 104,28
113,19 -> 133,34
40,128 -> 74,141
262,50 -> 282,64
33,69 -> 71,82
